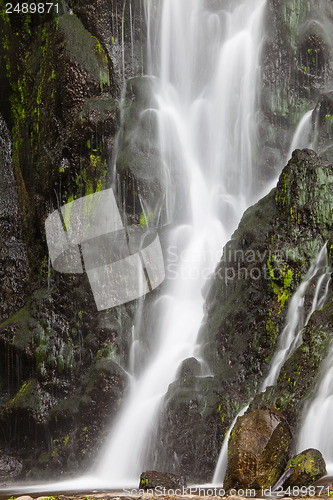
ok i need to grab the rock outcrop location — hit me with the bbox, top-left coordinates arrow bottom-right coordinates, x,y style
0,0 -> 140,480
155,150 -> 333,482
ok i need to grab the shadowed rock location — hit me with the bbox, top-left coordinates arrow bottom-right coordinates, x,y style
139,470 -> 186,489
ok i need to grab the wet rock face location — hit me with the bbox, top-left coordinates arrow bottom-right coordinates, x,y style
0,275 -> 133,478
258,0 -> 333,184
202,149 -> 333,393
313,91 -> 333,163
0,0 -> 141,480
224,406 -> 292,490
74,0 -> 144,85
285,448 -> 327,487
116,76 -> 167,224
0,115 -> 29,321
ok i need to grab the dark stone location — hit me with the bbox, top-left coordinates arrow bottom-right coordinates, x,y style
74,0 -> 144,85
0,0 -> 137,482
0,115 -> 29,322
0,450 -> 23,479
312,91 -> 333,162
285,448 -> 327,487
224,405 -> 292,490
258,0 -> 333,184
139,470 -> 186,489
115,76 -> 167,224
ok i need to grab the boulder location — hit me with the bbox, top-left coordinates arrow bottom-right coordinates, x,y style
224,405 -> 292,490
285,448 -> 327,487
139,470 -> 186,489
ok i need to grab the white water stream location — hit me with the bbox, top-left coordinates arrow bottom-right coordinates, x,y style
287,109 -> 314,161
297,292 -> 333,474
92,0 -> 267,487
213,244 -> 331,484
261,244 -> 330,390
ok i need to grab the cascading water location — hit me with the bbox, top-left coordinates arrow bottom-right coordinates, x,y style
261,244 -> 331,391
297,350 -> 333,475
92,0 -> 267,487
213,244 -> 331,485
297,300 -> 333,474
286,109 -> 314,163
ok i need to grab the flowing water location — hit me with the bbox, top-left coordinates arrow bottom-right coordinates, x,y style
92,0 -> 267,487
297,307 -> 333,474
213,244 -> 331,484
286,109 -> 314,162
261,244 -> 331,391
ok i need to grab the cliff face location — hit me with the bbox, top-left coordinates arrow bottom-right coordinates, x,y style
258,0 -> 333,184
0,0 -> 144,478
0,0 -> 332,485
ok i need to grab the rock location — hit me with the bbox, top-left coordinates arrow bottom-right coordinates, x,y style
259,0 -> 333,183
74,0 -> 144,84
0,114 -> 29,322
116,76 -> 167,224
0,6 -> 134,479
313,91 -> 333,163
224,405 -> 292,490
285,448 -> 327,487
156,150 -> 333,483
313,475 -> 333,490
272,467 -> 294,491
0,450 -> 23,478
139,470 -> 186,489
252,293 -> 333,427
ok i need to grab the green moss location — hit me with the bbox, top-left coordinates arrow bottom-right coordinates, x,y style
139,210 -> 154,228
267,259 -> 293,310
58,14 -> 110,87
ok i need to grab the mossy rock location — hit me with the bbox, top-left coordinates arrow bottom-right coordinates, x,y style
250,293 -> 333,428
201,149 -> 333,407
58,13 -> 110,86
286,448 -> 327,486
139,470 -> 186,489
224,405 -> 292,490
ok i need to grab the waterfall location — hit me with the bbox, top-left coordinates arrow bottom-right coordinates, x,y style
297,306 -> 333,474
213,244 -> 331,485
286,109 -> 314,162
91,0 -> 266,487
261,244 -> 330,390
213,404 -> 249,485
